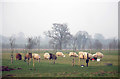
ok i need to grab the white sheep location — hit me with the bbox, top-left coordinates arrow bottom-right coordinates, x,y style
44,53 -> 50,60
69,52 -> 78,57
32,53 -> 40,63
56,52 -> 65,57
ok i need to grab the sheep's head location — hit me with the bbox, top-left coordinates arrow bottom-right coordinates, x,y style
92,54 -> 97,58
63,55 -> 65,57
75,53 -> 78,57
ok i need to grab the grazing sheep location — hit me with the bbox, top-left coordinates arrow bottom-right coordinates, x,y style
49,53 -> 57,60
78,52 -> 93,59
32,53 -> 40,63
78,51 -> 84,55
69,52 -> 78,57
24,53 -> 32,62
56,52 -> 65,57
92,54 -> 98,60
44,53 -> 57,64
44,53 -> 50,60
95,52 -> 104,58
79,54 -> 84,59
16,53 -> 22,60
44,53 -> 57,60
88,53 -> 93,59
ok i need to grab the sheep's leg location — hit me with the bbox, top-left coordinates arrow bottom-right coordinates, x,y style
72,58 -> 74,66
74,57 -> 75,66
38,58 -> 40,63
53,59 -> 55,64
28,58 -> 29,65
33,57 -> 34,67
79,58 -> 80,66
29,58 -> 31,63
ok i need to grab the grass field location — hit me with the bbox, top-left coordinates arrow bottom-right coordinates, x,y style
1,49 -> 119,77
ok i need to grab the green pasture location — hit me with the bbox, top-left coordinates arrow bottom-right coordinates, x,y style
1,50 -> 119,77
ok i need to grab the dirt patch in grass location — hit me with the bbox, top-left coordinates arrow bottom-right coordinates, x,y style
5,74 -> 16,77
91,70 -> 118,76
1,66 -> 22,71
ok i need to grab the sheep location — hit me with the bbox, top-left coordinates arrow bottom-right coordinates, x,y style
83,52 -> 87,59
79,54 -> 84,59
88,53 -> 93,59
78,51 -> 84,55
44,53 -> 57,64
44,53 -> 57,60
92,54 -> 98,60
91,52 -> 104,60
32,53 -> 40,63
69,52 -> 78,57
16,53 -> 22,60
56,52 -> 65,57
95,52 -> 104,58
44,53 -> 50,60
24,53 -> 32,62
49,53 -> 57,60
78,52 -> 93,59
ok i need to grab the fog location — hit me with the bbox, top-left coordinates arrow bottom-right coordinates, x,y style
1,0 -> 118,39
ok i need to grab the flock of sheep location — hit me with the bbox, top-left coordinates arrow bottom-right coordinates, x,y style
16,51 -> 104,63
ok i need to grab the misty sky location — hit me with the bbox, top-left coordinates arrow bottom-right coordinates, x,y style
0,0 -> 119,39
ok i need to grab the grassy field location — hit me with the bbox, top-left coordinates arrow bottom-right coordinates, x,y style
1,49 -> 119,77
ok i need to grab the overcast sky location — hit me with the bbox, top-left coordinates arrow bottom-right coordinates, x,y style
0,0 -> 119,39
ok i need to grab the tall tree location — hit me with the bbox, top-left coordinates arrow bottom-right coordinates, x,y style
44,23 -> 72,50
34,36 -> 41,49
9,36 -> 15,64
75,31 -> 90,50
109,38 -> 118,50
72,35 -> 77,51
93,39 -> 103,50
26,37 -> 37,52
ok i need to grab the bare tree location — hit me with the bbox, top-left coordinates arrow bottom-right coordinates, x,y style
87,35 -> 93,53
44,23 -> 72,50
26,37 -> 37,52
71,35 -> 77,51
93,39 -> 103,50
49,39 -> 58,50
109,38 -> 118,50
9,36 -> 15,64
75,31 -> 90,50
34,36 -> 41,52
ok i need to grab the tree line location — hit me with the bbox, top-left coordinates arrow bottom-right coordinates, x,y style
1,23 -> 118,50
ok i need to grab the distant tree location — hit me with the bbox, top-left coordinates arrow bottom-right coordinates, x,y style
26,37 -> 37,52
49,39 -> 58,50
87,35 -> 93,52
34,36 -> 41,49
93,39 -> 103,50
72,35 -> 77,51
9,36 -> 15,64
44,23 -> 72,50
94,33 -> 105,40
75,31 -> 90,50
109,38 -> 118,50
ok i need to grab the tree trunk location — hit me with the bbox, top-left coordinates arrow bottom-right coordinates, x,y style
11,55 -> 13,64
72,58 -> 75,66
59,41 -> 62,50
11,49 -> 13,64
53,59 -> 55,64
